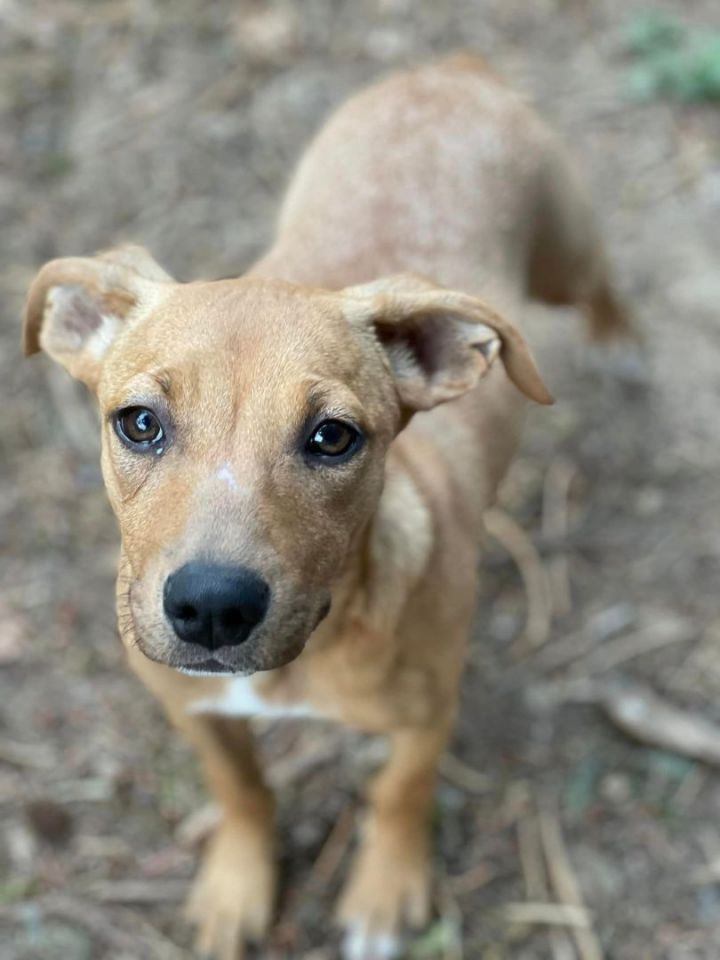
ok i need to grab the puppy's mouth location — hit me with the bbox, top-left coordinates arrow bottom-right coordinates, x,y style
176,657 -> 247,678
122,583 -> 332,677
167,636 -> 307,676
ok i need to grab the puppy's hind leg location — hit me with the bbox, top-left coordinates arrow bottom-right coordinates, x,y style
580,268 -> 635,343
527,149 -> 637,338
526,148 -> 647,385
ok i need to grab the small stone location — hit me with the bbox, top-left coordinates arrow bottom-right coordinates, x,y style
0,601 -> 27,664
25,799 -> 73,845
635,487 -> 664,516
600,772 -> 633,804
232,6 -> 298,61
490,611 -> 521,643
588,604 -> 637,642
293,818 -> 325,849
365,27 -> 410,61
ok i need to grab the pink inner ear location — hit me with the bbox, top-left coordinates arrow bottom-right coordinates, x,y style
375,313 -> 456,382
51,285 -> 103,338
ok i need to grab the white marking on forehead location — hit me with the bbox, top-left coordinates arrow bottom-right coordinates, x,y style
216,463 -> 239,491
189,675 -> 317,720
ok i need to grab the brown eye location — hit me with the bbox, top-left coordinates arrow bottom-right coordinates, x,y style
305,419 -> 361,461
114,406 -> 164,449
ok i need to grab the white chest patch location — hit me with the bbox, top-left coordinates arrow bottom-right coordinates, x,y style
189,675 -> 316,720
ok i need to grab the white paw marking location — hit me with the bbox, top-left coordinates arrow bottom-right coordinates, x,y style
342,925 -> 402,960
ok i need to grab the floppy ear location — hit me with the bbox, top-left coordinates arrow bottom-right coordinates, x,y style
23,245 -> 173,390
341,274 -> 553,410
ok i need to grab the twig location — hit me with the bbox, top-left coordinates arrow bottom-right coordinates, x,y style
265,739 -> 340,787
570,617 -> 695,676
0,737 -> 55,769
691,857 -> 720,886
50,779 -> 114,803
536,610 -> 692,675
542,458 -> 577,617
175,802 -> 220,849
504,902 -> 591,928
0,895 -> 135,952
76,835 -> 133,859
599,681 -> 720,766
517,814 -> 577,960
447,861 -> 494,896
306,805 -> 356,889
111,905 -> 194,959
539,811 -> 603,960
517,815 -> 546,901
437,874 -> 464,960
548,932 -> 578,960
484,507 -> 552,649
439,753 -> 491,794
535,626 -> 601,673
87,879 -> 188,904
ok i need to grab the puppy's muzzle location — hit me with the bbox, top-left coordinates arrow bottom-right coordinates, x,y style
163,562 -> 270,651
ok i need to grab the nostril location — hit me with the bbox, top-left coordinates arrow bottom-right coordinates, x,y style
176,604 -> 198,623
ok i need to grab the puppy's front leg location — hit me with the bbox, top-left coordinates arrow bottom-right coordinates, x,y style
174,712 -> 275,960
338,719 -> 453,960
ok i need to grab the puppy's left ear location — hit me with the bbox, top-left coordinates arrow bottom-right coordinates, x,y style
342,274 -> 553,411
23,245 -> 173,390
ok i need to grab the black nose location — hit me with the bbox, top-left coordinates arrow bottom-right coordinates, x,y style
163,563 -> 270,650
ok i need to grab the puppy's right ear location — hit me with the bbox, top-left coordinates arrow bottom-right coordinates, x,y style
23,245 -> 172,390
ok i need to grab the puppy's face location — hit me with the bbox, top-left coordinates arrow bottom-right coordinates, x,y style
101,279 -> 399,674
23,247 -> 550,675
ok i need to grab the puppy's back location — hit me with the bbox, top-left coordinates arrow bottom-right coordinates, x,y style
255,55 -> 562,296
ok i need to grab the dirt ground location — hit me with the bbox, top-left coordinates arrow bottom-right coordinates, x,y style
2,1 -> 720,958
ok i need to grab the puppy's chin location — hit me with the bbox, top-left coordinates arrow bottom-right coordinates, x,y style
132,630 -> 310,677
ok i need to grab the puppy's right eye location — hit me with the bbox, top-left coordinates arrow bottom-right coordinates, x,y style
114,406 -> 165,450
305,419 -> 362,462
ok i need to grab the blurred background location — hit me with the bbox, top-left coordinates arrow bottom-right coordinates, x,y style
1,1 -> 720,958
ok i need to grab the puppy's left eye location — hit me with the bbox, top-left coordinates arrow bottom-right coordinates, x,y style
114,406 -> 165,449
305,419 -> 361,460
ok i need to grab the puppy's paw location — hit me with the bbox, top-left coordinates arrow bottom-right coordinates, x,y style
337,824 -> 431,960
185,819 -> 275,960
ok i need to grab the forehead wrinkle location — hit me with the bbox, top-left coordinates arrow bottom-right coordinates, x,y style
149,368 -> 173,395
121,287 -> 367,445
306,378 -> 365,421
103,370 -> 171,409
231,361 -> 305,457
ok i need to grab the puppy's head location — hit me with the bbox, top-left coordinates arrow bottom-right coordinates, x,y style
23,247 -> 551,675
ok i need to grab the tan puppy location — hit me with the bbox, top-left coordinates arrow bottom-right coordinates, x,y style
23,56 -> 630,959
